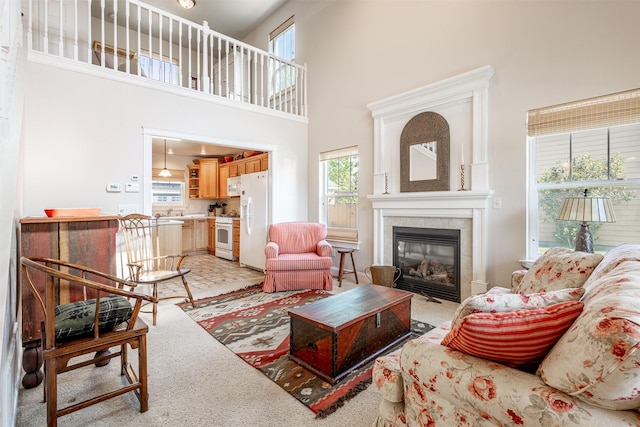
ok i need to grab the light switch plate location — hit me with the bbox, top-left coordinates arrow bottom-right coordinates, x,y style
125,183 -> 140,193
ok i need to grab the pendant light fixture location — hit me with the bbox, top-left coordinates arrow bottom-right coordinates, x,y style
159,139 -> 172,177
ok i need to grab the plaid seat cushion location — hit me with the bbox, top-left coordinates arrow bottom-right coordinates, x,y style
54,295 -> 133,340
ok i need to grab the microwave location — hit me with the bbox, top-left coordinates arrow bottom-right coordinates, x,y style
227,176 -> 242,197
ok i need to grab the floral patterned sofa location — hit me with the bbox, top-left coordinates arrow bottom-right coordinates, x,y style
372,243 -> 640,426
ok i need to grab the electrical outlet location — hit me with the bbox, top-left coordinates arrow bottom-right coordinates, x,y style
118,204 -> 140,215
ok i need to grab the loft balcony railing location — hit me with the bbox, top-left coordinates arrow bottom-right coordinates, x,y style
25,0 -> 307,118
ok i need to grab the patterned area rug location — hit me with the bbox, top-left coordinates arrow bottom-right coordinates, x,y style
179,284 -> 433,418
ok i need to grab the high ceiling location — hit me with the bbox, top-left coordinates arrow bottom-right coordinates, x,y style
149,0 -> 288,41
145,0 -> 287,158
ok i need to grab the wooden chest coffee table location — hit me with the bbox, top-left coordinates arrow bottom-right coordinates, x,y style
288,284 -> 412,384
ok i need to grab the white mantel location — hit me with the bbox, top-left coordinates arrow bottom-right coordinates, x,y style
366,66 -> 495,301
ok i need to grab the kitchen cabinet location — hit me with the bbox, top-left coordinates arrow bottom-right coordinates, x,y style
217,153 -> 269,198
196,219 -> 208,251
157,222 -> 182,255
187,164 -> 200,199
233,219 -> 240,259
218,164 -> 230,198
181,219 -> 209,254
198,158 -> 219,199
207,219 -> 216,254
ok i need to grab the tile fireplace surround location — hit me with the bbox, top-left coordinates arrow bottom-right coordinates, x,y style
367,66 -> 495,301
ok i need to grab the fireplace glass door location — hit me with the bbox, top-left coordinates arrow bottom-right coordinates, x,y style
393,227 -> 460,302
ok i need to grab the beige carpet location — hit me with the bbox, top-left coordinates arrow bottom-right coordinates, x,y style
15,256 -> 458,427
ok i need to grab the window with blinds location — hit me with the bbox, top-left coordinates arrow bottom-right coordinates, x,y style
320,146 -> 359,243
527,89 -> 640,257
152,168 -> 186,205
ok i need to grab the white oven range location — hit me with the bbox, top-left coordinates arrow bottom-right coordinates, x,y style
215,217 -> 235,260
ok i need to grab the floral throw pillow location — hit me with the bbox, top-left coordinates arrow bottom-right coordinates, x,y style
514,247 -> 603,294
441,301 -> 584,370
450,287 -> 585,329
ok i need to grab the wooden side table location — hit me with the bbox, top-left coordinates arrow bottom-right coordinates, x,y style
336,247 -> 359,287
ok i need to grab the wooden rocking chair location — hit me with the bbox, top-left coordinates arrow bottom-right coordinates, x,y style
20,256 -> 156,427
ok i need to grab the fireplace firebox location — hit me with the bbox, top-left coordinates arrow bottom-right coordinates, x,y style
393,226 -> 460,303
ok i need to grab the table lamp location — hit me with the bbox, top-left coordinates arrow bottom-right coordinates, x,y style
557,189 -> 616,253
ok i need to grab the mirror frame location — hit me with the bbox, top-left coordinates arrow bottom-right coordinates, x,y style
400,111 -> 450,192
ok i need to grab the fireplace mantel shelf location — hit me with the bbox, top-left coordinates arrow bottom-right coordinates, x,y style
367,190 -> 493,203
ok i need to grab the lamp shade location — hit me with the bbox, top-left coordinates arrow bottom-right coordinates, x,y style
557,193 -> 616,223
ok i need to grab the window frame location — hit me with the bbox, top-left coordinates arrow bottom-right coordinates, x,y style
268,16 -> 295,97
138,49 -> 180,85
526,89 -> 640,259
319,146 -> 359,247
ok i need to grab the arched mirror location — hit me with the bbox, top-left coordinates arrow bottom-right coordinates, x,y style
400,112 -> 450,192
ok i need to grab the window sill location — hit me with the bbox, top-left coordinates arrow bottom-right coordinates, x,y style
326,239 -> 360,251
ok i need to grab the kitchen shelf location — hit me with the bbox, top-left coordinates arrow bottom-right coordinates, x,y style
188,164 -> 200,199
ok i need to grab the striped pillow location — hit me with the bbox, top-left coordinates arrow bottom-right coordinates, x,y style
441,301 -> 584,370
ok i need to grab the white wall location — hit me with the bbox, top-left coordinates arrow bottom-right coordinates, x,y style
22,61 -> 309,224
246,0 -> 640,286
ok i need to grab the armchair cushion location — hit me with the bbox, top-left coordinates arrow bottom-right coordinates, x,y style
264,252 -> 332,270
54,295 -> 133,340
514,247 -> 603,294
441,301 -> 584,369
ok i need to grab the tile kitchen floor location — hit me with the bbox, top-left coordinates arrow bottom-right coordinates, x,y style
148,253 -> 266,303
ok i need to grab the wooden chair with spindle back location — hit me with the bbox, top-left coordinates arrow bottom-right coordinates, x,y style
119,213 -> 195,325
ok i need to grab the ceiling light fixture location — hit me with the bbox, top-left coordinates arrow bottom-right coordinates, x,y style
159,139 -> 172,177
177,0 -> 196,9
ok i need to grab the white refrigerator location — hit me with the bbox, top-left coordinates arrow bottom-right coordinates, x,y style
239,171 -> 269,271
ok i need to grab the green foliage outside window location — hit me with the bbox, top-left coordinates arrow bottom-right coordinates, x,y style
327,156 -> 358,204
538,152 -> 635,247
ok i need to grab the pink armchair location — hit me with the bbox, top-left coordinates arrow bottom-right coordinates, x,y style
263,222 -> 333,293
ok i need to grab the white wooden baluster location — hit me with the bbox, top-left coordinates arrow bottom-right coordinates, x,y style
196,27 -> 201,91
201,21 -> 209,94
208,34 -> 214,93
147,8 -> 151,76
169,17 -> 174,84
216,37 -> 221,95
178,23 -> 183,87
58,0 -> 63,56
187,26 -> 193,89
158,13 -> 163,78
136,3 -> 141,76
125,0 -> 130,74
252,50 -> 257,106
73,0 -> 78,60
43,0 -> 48,54
99,0 -> 105,66
27,0 -> 33,50
112,0 -> 117,70
259,54 -> 264,107
86,0 -> 91,63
